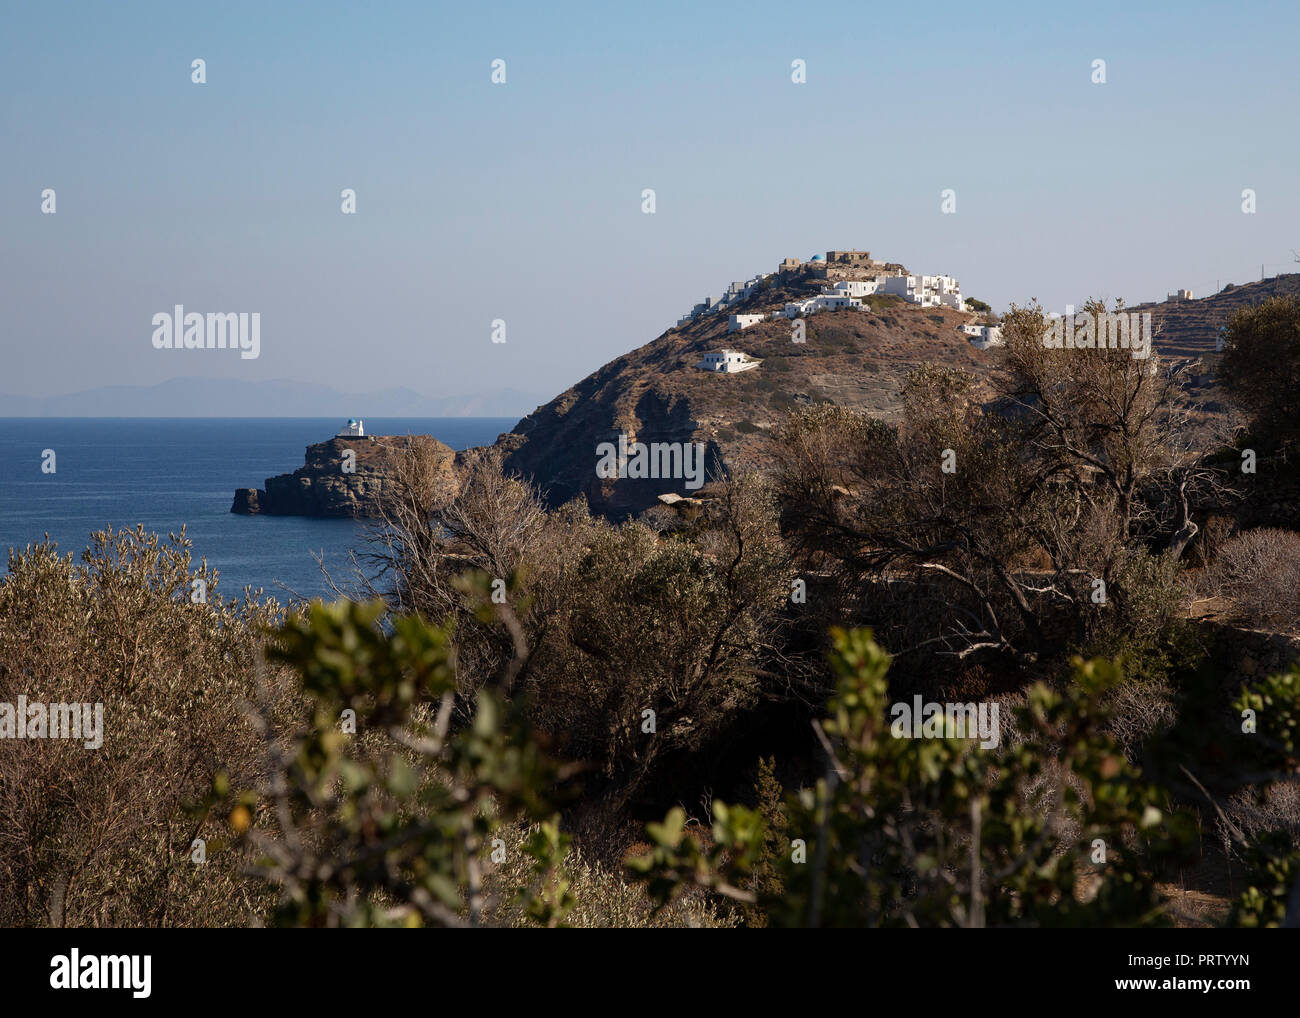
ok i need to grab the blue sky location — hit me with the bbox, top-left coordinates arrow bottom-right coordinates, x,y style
2,0 -> 1298,403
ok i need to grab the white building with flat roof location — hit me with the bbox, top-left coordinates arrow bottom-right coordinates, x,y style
960,324 -> 1003,350
728,314 -> 767,332
821,280 -> 880,298
695,349 -> 760,373
874,273 -> 967,310
813,293 -> 862,311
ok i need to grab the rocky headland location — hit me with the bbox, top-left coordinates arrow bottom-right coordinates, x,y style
231,434 -> 456,518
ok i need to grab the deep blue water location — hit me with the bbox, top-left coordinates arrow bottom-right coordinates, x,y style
0,418 -> 515,602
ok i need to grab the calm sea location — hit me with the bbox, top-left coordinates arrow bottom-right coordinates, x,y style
0,418 -> 516,602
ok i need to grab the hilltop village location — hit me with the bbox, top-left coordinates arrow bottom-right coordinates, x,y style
676,248 -> 1005,355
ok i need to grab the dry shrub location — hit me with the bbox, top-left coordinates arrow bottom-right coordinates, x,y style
1222,782 -> 1300,846
0,527 -> 295,927
1103,675 -> 1178,760
483,824 -> 736,928
1208,528 -> 1300,631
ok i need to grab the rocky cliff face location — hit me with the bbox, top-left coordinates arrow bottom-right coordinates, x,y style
231,435 -> 456,518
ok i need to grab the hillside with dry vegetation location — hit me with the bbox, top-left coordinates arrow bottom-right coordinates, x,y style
499,290 -> 991,519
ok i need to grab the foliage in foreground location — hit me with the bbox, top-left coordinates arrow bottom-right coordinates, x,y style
0,527 -> 289,927
3,527 -> 1298,927
210,598 -> 575,927
630,628 -> 1202,927
633,630 -> 1300,927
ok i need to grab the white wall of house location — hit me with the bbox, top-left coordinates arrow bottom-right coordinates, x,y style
728,314 -> 766,332
878,275 -> 917,298
695,349 -> 759,373
877,273 -> 964,309
960,324 -> 1003,350
782,299 -> 818,317
813,294 -> 862,311
822,280 -> 879,298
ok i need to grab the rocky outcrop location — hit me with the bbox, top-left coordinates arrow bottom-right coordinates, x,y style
231,488 -> 262,514
231,434 -> 456,518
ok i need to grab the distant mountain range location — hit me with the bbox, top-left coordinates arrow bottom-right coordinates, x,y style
0,377 -> 547,418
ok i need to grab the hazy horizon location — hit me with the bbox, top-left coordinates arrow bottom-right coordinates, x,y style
0,374 -> 544,418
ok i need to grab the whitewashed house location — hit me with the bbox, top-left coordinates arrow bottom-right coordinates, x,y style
877,274 -> 926,304
813,293 -> 863,311
960,324 -> 1003,350
821,280 -> 879,298
728,314 -> 767,332
695,349 -> 760,373
878,274 -> 965,310
928,275 -> 966,310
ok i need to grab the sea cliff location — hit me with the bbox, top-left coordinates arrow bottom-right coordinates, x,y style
231,434 -> 456,518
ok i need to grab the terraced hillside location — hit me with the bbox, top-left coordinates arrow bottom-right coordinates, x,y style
1138,273 -> 1300,359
